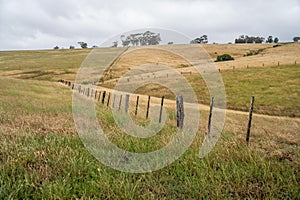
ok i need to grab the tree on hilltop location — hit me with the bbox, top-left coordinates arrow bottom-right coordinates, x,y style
78,42 -> 88,48
190,35 -> 208,44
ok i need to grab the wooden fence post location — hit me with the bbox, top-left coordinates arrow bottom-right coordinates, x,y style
146,96 -> 151,119
125,94 -> 130,113
118,95 -> 123,111
98,91 -> 101,102
176,95 -> 184,129
107,93 -> 111,107
159,96 -> 165,123
95,91 -> 98,100
207,97 -> 214,138
246,96 -> 255,145
112,94 -> 116,108
87,88 -> 90,97
102,91 -> 106,104
135,96 -> 139,116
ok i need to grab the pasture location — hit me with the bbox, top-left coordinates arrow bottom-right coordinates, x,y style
0,43 -> 299,199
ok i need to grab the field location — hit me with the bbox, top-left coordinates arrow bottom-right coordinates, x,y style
0,43 -> 299,199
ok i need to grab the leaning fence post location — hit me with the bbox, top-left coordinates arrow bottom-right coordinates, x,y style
207,96 -> 214,138
246,96 -> 255,145
135,96 -> 139,116
159,96 -> 165,123
125,94 -> 130,113
176,95 -> 184,129
102,91 -> 106,104
146,96 -> 151,119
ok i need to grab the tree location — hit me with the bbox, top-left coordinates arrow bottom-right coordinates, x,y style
235,35 -> 264,44
78,42 -> 88,48
111,41 -> 118,48
120,31 -> 161,47
69,45 -> 75,49
293,36 -> 300,42
274,37 -> 279,43
53,46 -> 59,50
190,35 -> 208,44
215,54 -> 234,62
266,36 -> 273,43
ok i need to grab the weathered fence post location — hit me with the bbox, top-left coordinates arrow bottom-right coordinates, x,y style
118,95 -> 123,111
112,94 -> 116,108
176,95 -> 184,129
246,96 -> 255,145
207,96 -> 214,138
125,94 -> 130,113
102,91 -> 106,104
135,96 -> 139,116
72,84 -> 74,90
159,96 -> 165,123
98,91 -> 101,102
91,89 -> 94,98
95,90 -> 98,100
146,96 -> 151,119
107,93 -> 111,107
87,88 -> 90,97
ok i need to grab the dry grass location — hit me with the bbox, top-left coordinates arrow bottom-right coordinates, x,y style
0,44 -> 300,198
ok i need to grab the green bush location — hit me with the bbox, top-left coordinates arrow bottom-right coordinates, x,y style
215,54 -> 234,62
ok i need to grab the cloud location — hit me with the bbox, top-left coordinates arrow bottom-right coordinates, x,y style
0,0 -> 299,50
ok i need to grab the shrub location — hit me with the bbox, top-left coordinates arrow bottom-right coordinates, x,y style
215,54 -> 234,62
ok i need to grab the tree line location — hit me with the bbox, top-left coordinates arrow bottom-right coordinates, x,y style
53,34 -> 300,49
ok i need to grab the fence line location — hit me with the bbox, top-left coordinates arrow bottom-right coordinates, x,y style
59,79 -> 299,144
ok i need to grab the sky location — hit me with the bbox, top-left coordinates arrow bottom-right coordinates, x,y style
0,0 -> 299,50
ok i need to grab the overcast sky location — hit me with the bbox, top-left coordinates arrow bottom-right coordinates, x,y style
0,0 -> 299,50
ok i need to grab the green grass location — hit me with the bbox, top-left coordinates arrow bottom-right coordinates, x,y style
0,48 -> 299,198
188,65 -> 300,117
0,77 -> 299,199
1,128 -> 298,199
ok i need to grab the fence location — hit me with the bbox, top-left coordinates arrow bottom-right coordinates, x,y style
58,79 -> 265,145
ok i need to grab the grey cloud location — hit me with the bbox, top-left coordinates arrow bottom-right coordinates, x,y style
0,0 -> 299,50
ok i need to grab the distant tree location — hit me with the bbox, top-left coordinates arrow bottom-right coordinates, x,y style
266,36 -> 273,43
92,45 -> 98,48
120,35 -> 130,47
293,36 -> 300,42
78,42 -> 88,48
111,41 -> 118,47
274,37 -> 279,43
168,42 -> 174,45
190,35 -> 208,44
69,45 -> 75,49
120,31 -> 161,47
215,54 -> 234,62
235,35 -> 264,44
53,46 -> 59,50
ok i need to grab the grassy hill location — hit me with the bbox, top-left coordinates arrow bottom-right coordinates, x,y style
0,43 -> 299,199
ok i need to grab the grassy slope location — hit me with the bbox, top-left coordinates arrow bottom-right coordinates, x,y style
0,44 -> 299,198
0,78 -> 299,199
